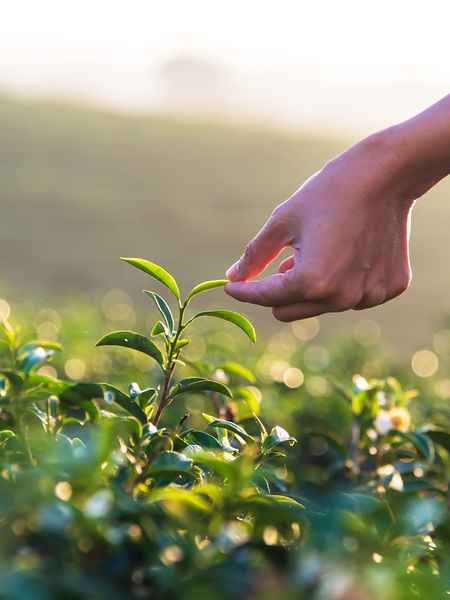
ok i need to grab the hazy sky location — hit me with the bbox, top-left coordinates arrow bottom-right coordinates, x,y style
1,0 -> 449,136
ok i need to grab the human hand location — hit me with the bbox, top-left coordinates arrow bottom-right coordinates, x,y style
224,132 -> 415,321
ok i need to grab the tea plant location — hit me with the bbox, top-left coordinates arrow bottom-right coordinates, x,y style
0,258 -> 448,600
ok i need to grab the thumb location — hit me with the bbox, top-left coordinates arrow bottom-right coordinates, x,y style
226,212 -> 289,281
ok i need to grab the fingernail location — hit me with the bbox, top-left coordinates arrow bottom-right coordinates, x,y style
226,261 -> 239,280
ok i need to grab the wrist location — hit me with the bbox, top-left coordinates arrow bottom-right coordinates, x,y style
375,95 -> 450,200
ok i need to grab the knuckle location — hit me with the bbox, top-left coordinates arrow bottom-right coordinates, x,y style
334,291 -> 364,311
397,270 -> 412,294
270,204 -> 284,220
386,270 -> 412,301
358,285 -> 387,309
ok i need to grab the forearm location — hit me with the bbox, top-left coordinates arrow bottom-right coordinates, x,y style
377,94 -> 450,199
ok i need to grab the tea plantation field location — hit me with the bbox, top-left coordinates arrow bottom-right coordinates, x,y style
0,259 -> 448,599
0,94 -> 449,353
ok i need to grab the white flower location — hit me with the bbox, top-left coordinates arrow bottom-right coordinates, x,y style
374,407 -> 411,435
374,410 -> 393,436
375,391 -> 387,406
353,374 -> 369,391
389,407 -> 411,431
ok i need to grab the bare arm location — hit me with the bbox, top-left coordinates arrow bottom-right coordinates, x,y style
224,95 -> 450,321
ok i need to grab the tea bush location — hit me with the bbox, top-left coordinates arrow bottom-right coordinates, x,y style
0,259 -> 448,599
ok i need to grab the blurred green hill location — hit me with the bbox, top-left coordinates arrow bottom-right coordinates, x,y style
0,95 -> 449,352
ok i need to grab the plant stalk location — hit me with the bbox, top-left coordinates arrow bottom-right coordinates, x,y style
152,301 -> 187,427
350,414 -> 360,477
20,420 -> 35,466
152,360 -> 176,427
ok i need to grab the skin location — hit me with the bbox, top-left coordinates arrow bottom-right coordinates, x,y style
225,95 -> 450,321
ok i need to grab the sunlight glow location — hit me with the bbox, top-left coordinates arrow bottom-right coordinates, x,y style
1,1 -> 449,134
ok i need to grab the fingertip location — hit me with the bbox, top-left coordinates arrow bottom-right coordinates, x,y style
225,261 -> 240,281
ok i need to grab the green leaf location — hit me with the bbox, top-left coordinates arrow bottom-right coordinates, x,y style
219,362 -> 256,383
144,291 -> 174,334
19,347 -> 55,376
129,382 -> 157,410
262,426 -> 297,454
206,419 -> 255,445
252,413 -> 268,438
174,339 -> 190,352
391,430 -> 435,462
59,383 -> 102,421
0,318 -> 15,350
235,386 -> 260,415
351,390 -> 368,416
151,321 -> 168,337
169,377 -> 232,400
95,330 -> 164,366
186,430 -> 222,449
27,404 -> 50,426
148,487 -> 211,514
101,383 -> 147,425
201,412 -> 217,424
148,451 -> 193,476
187,310 -> 255,343
424,428 -> 450,453
23,373 -> 66,394
237,494 -> 307,526
187,279 -> 229,300
18,341 -> 63,357
0,368 -> 25,391
121,258 -> 180,300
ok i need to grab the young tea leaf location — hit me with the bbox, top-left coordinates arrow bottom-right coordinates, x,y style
219,362 -> 256,383
169,377 -> 232,400
129,382 -> 157,409
101,383 -> 147,424
186,430 -> 222,449
95,330 -> 164,366
174,339 -> 190,352
187,279 -> 229,301
19,347 -> 55,376
144,291 -> 174,334
205,419 -> 255,445
151,321 -> 168,337
188,310 -> 255,343
18,341 -> 63,357
121,258 -> 180,300
262,426 -> 297,454
59,382 -> 103,421
147,450 -> 193,476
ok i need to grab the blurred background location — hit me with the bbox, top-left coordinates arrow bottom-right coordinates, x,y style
1,0 -> 449,361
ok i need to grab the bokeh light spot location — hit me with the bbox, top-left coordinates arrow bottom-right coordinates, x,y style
353,319 -> 381,346
64,358 -> 86,380
411,350 -> 438,378
54,481 -> 72,502
0,299 -> 11,320
291,317 -> 319,341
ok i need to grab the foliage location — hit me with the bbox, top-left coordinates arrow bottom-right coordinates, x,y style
0,259 -> 448,599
